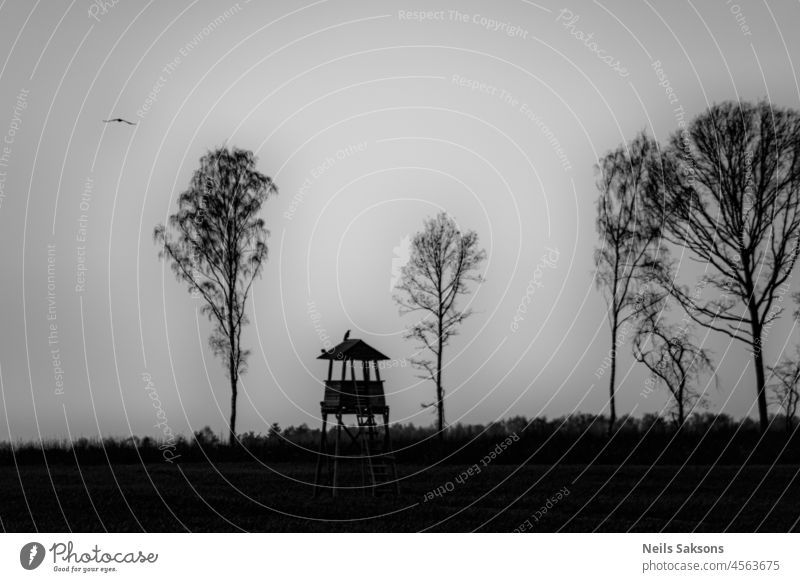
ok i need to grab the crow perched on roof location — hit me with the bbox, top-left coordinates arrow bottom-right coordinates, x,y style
343,330 -> 351,341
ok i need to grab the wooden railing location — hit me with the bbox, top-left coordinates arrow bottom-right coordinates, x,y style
321,380 -> 386,411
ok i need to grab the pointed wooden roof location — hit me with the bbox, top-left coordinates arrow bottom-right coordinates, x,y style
317,338 -> 390,361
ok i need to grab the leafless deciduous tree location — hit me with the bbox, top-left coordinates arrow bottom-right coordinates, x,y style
648,101 -> 800,433
394,212 -> 486,440
632,304 -> 715,428
594,132 -> 664,435
154,147 -> 277,445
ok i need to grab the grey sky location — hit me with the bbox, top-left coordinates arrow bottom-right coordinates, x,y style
0,0 -> 798,441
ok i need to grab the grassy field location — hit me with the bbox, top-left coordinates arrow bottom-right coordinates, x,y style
1,461 -> 798,532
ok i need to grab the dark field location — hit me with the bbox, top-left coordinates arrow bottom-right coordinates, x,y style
1,462 -> 798,532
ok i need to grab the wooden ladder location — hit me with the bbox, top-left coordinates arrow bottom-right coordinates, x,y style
356,408 -> 398,496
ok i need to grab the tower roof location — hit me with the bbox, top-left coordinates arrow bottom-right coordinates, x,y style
317,338 -> 390,361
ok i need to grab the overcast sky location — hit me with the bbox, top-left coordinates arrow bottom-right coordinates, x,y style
1,0 -> 799,441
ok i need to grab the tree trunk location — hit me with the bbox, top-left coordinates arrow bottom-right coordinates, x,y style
753,340 -> 768,433
228,310 -> 239,446
607,319 -> 618,437
227,279 -> 239,446
677,380 -> 685,429
748,312 -> 769,433
436,323 -> 444,441
229,365 -> 238,446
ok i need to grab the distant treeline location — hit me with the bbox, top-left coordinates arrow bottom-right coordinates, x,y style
1,413 -> 798,466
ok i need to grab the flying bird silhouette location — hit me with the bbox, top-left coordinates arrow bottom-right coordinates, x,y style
343,330 -> 351,341
102,118 -> 137,125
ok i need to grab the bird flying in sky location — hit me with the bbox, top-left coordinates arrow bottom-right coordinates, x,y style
102,118 -> 136,125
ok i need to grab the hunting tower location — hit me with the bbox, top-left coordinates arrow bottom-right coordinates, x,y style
313,335 -> 399,497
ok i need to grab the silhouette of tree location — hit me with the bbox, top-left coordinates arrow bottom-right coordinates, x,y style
267,422 -> 282,443
193,426 -> 220,447
594,132 -> 664,435
648,101 -> 800,433
394,212 -> 486,440
769,348 -> 800,434
632,302 -> 715,428
154,146 -> 277,445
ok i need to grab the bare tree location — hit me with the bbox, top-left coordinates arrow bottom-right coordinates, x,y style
594,132 -> 664,435
394,212 -> 486,440
632,304 -> 715,428
154,146 -> 277,445
648,101 -> 800,433
769,348 -> 800,434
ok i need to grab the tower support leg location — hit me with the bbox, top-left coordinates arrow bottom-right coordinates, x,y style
332,414 -> 342,498
313,412 -> 328,498
384,410 -> 400,495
